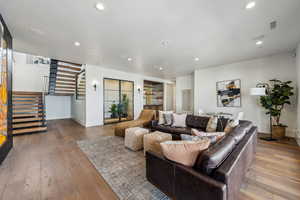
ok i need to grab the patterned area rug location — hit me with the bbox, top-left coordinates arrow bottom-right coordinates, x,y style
77,136 -> 170,200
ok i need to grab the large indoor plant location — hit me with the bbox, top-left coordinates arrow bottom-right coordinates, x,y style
260,79 -> 294,139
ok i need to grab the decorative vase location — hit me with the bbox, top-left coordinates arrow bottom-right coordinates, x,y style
272,125 -> 286,139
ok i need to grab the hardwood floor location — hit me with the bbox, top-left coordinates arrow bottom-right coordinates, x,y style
0,119 -> 299,200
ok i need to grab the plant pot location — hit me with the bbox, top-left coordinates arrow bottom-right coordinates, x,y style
272,125 -> 286,139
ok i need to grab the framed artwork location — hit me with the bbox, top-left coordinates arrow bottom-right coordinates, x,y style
216,79 -> 241,107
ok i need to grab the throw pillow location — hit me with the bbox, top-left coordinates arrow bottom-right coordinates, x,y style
206,116 -> 218,132
160,139 -> 210,167
181,134 -> 218,145
192,128 -> 225,141
163,113 -> 173,125
158,111 -> 173,125
172,113 -> 187,127
224,119 -> 239,134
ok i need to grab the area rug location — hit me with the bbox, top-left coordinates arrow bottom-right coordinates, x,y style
77,136 -> 170,200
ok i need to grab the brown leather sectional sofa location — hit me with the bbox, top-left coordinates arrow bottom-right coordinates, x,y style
152,115 -> 229,140
147,118 -> 257,200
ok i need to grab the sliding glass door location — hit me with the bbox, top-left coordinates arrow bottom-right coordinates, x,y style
104,78 -> 134,124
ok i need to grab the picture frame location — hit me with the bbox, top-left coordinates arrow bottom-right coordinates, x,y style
216,79 -> 241,107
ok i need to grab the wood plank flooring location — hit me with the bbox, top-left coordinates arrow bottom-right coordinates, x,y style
0,119 -> 299,200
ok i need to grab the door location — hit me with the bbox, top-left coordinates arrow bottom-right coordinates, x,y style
103,78 -> 134,124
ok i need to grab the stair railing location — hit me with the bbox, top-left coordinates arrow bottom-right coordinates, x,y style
41,75 -> 49,126
75,70 -> 86,100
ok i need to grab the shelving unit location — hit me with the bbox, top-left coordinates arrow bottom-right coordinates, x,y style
143,80 -> 164,111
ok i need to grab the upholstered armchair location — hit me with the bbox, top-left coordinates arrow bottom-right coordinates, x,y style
114,109 -> 156,137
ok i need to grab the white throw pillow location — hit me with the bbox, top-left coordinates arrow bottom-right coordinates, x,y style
172,113 -> 187,127
206,116 -> 218,132
158,111 -> 173,125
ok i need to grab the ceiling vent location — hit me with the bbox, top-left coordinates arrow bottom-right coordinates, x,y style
270,21 -> 277,30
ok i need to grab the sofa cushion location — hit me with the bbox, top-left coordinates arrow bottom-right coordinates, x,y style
195,135 -> 237,175
229,120 -> 253,144
161,139 -> 210,167
172,127 -> 191,135
155,125 -> 174,134
186,115 -> 210,131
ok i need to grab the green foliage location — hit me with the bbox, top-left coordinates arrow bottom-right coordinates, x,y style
260,79 -> 294,126
109,103 -> 118,118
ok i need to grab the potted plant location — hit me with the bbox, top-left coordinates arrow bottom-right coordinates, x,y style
260,79 -> 294,139
109,103 -> 118,118
121,94 -> 129,118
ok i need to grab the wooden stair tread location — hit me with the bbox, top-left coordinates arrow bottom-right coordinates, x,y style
56,74 -> 76,79
13,105 -> 43,109
13,113 -> 44,117
13,108 -> 44,113
13,117 -> 43,123
55,89 -> 75,92
56,82 -> 75,86
51,93 -> 74,96
58,60 -> 82,67
13,91 -> 43,95
13,122 -> 44,128
56,86 -> 75,89
58,65 -> 81,71
56,78 -> 75,82
57,69 -> 78,75
12,101 -> 42,105
13,126 -> 47,135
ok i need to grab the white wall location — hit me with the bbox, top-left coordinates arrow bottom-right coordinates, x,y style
176,74 -> 194,113
13,52 -> 49,92
194,52 -> 297,137
45,96 -> 71,120
13,52 -> 72,120
296,44 -> 300,144
85,65 -> 172,127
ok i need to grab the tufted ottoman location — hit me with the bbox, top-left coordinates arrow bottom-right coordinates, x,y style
125,127 -> 150,151
143,131 -> 172,155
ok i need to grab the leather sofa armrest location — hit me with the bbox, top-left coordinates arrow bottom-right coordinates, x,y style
213,126 -> 257,200
174,165 -> 227,200
146,151 -> 175,198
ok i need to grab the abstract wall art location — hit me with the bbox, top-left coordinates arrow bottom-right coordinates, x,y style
216,79 -> 241,107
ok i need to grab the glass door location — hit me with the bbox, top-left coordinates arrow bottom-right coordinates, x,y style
104,79 -> 134,124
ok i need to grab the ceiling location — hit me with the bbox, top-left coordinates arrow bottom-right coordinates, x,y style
1,0 -> 300,79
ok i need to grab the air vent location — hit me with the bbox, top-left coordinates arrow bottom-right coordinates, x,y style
270,21 -> 277,30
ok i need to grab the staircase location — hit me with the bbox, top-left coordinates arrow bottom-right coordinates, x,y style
12,91 -> 47,135
48,60 -> 83,95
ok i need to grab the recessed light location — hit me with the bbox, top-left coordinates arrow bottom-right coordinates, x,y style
127,57 -> 132,61
159,67 -> 164,71
194,57 -> 200,61
74,41 -> 81,46
95,2 -> 105,11
246,1 -> 256,10
256,40 -> 263,45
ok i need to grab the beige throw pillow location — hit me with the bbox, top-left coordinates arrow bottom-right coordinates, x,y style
172,113 -> 187,127
160,139 -> 210,167
206,116 -> 218,132
158,111 -> 173,125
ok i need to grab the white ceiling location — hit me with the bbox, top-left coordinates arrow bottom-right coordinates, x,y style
1,0 -> 300,79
